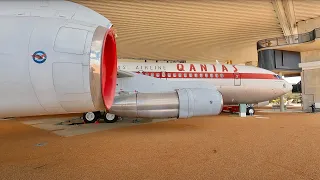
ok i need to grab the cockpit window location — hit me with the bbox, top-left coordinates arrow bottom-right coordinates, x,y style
273,74 -> 282,79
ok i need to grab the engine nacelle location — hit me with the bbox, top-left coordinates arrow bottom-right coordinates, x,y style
109,88 -> 223,119
0,8 -> 117,118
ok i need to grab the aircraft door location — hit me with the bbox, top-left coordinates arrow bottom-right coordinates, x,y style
234,73 -> 241,86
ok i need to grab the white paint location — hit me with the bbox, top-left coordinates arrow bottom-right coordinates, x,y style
240,112 -> 246,117
0,0 -> 114,118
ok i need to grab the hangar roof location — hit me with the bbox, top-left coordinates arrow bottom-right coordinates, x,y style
71,0 -> 320,64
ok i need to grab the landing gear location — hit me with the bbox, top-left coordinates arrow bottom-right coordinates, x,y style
83,111 -> 101,123
103,112 -> 119,123
246,106 -> 255,115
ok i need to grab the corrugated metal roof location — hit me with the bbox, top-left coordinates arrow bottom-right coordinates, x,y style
293,0 -> 320,22
71,0 -> 284,63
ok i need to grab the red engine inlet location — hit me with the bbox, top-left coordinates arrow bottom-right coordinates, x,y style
101,29 -> 117,110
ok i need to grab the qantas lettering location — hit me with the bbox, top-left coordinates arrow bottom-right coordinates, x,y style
176,63 -> 238,72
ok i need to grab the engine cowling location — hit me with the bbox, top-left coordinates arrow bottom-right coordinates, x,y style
0,15 -> 117,118
109,88 -> 223,119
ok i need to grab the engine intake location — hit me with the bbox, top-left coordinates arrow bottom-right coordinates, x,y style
109,88 -> 223,119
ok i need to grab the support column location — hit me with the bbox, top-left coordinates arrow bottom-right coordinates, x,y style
280,94 -> 285,112
299,60 -> 320,112
279,72 -> 285,112
239,104 -> 246,117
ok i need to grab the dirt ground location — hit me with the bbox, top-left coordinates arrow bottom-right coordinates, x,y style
1,112 -> 320,180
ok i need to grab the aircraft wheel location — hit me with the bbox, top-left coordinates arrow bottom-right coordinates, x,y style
83,111 -> 101,123
246,107 -> 255,115
103,113 -> 119,123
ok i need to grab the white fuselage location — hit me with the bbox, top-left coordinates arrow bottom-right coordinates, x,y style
117,62 -> 292,105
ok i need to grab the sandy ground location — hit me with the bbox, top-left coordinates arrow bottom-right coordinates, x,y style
1,112 -> 320,180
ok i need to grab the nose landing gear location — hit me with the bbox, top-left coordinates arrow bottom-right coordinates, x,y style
246,106 -> 255,116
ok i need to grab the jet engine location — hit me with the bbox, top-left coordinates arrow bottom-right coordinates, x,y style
0,8 -> 117,118
109,88 -> 223,119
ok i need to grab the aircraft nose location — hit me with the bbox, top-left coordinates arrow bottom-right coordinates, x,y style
283,80 -> 293,93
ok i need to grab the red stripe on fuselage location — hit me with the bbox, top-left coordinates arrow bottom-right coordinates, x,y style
135,71 -> 279,80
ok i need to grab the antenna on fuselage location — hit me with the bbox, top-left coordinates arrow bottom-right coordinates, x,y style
215,60 -> 220,64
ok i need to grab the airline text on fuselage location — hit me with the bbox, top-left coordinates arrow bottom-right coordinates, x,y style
117,63 -> 238,73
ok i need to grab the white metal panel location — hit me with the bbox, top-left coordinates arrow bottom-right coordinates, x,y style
54,27 -> 88,55
54,10 -> 75,19
0,17 -> 46,117
83,65 -> 90,93
28,18 -> 66,113
30,9 -> 56,17
176,88 -> 223,118
176,89 -> 191,118
189,88 -> 223,116
59,98 -> 97,112
83,31 -> 94,66
53,63 -> 84,94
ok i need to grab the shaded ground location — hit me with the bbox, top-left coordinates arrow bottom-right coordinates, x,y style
1,112 -> 320,180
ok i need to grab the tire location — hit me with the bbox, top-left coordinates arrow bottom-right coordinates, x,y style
83,111 -> 101,123
246,107 -> 255,115
103,113 -> 119,123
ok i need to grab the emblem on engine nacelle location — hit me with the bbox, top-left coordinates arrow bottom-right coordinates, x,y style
32,51 -> 47,64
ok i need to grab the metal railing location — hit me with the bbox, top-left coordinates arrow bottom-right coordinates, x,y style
257,28 -> 320,50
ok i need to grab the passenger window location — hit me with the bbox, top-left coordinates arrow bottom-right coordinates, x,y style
151,73 -> 154,77
178,73 -> 182,77
210,74 -> 214,78
184,73 -> 187,77
215,74 -> 219,78
173,73 -> 177,77
200,73 -> 203,77
205,73 -> 208,78
220,74 -> 224,78
168,73 -> 171,77
156,73 -> 160,77
195,73 -> 198,78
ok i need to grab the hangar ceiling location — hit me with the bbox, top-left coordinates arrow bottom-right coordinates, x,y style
71,0 -> 320,64
293,0 -> 320,22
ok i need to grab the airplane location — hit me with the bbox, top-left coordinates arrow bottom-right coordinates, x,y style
82,61 -> 293,123
0,1 -> 292,123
